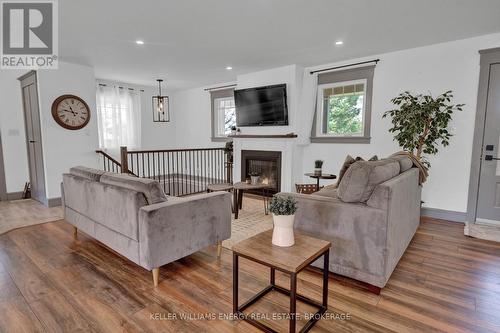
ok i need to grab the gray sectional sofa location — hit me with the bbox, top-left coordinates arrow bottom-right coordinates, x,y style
61,166 -> 232,286
287,156 -> 421,291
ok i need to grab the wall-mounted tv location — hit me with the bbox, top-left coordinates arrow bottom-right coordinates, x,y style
234,84 -> 288,126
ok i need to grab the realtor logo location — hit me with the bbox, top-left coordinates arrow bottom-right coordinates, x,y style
1,0 -> 58,69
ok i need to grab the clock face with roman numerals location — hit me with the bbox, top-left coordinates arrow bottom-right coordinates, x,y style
51,95 -> 91,130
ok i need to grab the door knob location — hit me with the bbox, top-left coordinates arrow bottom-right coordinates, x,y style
485,155 -> 500,161
29,140 -> 36,143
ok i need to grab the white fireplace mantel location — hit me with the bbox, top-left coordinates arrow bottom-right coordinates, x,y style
232,137 -> 303,193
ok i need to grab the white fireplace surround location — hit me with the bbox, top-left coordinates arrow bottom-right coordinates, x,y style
232,137 -> 303,193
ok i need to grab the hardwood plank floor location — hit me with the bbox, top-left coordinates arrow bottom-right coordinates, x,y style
0,199 -> 62,235
0,217 -> 499,332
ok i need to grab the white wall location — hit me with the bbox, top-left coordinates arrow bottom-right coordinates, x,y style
2,33 -> 499,211
140,85 -> 178,150
232,65 -> 305,190
236,65 -> 303,136
163,32 -> 500,213
94,79 -> 177,152
169,86 -> 229,149
0,70 -> 30,193
302,32 -> 500,213
0,62 -> 99,200
37,62 -> 99,199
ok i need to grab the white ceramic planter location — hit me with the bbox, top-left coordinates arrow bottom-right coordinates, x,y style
250,175 -> 259,185
314,168 -> 322,176
272,214 -> 295,247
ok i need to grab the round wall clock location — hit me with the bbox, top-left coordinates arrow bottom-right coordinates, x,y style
51,94 -> 91,130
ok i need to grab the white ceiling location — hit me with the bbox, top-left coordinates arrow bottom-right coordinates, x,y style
59,0 -> 500,90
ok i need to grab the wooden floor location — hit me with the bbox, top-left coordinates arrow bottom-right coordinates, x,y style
0,199 -> 62,235
1,218 -> 500,332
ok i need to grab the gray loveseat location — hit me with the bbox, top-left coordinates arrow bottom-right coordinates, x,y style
61,166 -> 232,286
287,156 -> 421,292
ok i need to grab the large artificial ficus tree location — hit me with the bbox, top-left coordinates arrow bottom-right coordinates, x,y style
383,91 -> 464,168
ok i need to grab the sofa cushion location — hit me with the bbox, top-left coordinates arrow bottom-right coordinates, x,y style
314,187 -> 339,199
70,166 -> 105,182
338,159 -> 400,203
100,173 -> 167,205
390,155 -> 413,173
63,173 -> 148,241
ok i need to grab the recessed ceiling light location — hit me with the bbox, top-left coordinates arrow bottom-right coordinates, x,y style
136,40 -> 144,45
226,66 -> 233,70
335,40 -> 343,46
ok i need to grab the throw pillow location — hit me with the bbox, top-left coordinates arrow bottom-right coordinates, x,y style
337,159 -> 400,202
330,155 -> 358,189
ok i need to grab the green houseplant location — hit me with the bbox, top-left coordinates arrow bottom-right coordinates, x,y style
268,195 -> 298,247
314,160 -> 324,175
224,141 -> 233,162
383,91 -> 464,168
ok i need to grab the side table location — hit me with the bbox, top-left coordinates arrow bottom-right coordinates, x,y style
304,173 -> 337,192
232,230 -> 331,333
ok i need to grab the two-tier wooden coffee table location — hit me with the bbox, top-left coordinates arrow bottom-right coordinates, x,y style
232,230 -> 331,333
233,181 -> 271,219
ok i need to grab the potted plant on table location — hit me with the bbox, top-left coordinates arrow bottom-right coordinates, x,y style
268,195 -> 298,247
249,171 -> 260,185
314,160 -> 323,175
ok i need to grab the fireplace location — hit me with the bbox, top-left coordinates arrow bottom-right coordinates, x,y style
241,150 -> 282,195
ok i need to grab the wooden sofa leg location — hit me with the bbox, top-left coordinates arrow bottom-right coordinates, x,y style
217,241 -> 222,258
73,226 -> 78,239
152,268 -> 159,287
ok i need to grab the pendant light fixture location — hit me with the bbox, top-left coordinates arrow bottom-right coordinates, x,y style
152,79 -> 170,122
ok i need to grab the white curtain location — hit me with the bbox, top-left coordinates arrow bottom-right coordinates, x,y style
96,85 -> 141,152
296,70 -> 318,146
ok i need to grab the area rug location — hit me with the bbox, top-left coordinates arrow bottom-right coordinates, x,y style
0,199 -> 63,235
222,195 -> 273,250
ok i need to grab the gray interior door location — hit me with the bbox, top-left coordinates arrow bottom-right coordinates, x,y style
477,63 -> 500,223
19,72 -> 46,204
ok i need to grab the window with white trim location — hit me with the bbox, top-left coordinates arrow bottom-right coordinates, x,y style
317,79 -> 366,137
312,66 -> 374,143
214,96 -> 236,137
210,88 -> 235,142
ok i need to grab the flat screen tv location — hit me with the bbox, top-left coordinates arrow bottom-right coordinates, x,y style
234,84 -> 288,126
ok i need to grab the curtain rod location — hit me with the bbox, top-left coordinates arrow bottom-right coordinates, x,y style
309,59 -> 380,75
204,84 -> 237,91
98,83 -> 144,92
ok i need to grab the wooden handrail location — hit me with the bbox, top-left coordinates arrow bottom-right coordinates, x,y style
96,149 -> 137,176
127,147 -> 226,154
95,150 -> 121,166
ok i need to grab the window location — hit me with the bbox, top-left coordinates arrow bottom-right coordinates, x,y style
210,88 -> 235,142
215,97 -> 236,136
96,85 -> 141,151
312,66 -> 374,143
